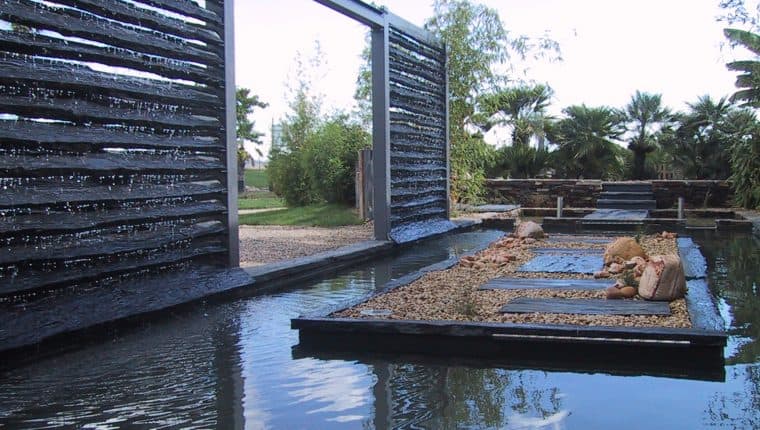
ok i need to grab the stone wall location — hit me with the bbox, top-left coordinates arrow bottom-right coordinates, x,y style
486,180 -> 602,208
485,179 -> 733,208
651,181 -> 733,208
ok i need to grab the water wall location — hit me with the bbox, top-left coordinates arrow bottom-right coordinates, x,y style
387,24 -> 454,243
0,0 -> 232,301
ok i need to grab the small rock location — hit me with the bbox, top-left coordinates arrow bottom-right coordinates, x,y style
618,286 -> 637,298
639,254 -> 687,301
603,237 -> 647,266
660,231 -> 678,239
516,221 -> 546,239
594,270 -> 611,279
606,285 -> 626,299
608,262 -> 625,274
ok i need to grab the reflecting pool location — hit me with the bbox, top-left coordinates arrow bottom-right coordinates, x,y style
0,230 -> 757,429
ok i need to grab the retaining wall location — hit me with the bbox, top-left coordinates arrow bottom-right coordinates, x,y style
485,179 -> 733,208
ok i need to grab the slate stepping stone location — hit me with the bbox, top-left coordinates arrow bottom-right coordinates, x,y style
479,277 -> 611,291
517,254 -> 603,275
500,298 -> 671,316
532,248 -> 603,255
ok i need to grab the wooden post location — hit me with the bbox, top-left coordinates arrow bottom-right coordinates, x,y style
557,197 -> 564,218
678,197 -> 685,220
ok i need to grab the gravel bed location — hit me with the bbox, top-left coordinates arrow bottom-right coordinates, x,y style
239,223 -> 374,266
335,233 -> 691,328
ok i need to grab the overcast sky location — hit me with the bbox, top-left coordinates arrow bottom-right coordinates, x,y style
234,0 -> 743,158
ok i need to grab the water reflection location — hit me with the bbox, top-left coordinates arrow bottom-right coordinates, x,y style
1,231 -> 759,429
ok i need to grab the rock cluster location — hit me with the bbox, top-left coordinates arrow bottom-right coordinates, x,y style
596,232 -> 686,301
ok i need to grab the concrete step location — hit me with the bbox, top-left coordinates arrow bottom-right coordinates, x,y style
597,199 -> 657,210
601,182 -> 653,193
599,191 -> 654,201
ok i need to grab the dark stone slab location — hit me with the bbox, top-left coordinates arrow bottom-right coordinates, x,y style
533,248 -> 604,255
584,209 -> 650,220
685,279 -> 725,331
390,219 -> 457,244
545,236 -> 613,245
517,254 -> 603,274
479,277 -> 612,291
677,237 -> 707,280
500,298 -> 671,315
470,204 -> 520,213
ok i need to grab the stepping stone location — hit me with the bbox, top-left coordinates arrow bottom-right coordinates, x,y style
479,277 -> 612,291
500,298 -> 671,315
545,236 -> 613,245
584,209 -> 650,220
517,254 -> 603,275
470,204 -> 520,213
533,248 -> 603,255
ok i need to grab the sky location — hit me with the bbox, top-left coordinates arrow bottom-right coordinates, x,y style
234,0 -> 744,158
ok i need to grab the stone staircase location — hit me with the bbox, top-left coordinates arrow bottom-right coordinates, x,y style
597,182 -> 656,210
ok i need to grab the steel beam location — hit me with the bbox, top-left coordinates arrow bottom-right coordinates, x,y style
371,19 -> 391,241
312,0 -> 385,28
224,0 -> 239,266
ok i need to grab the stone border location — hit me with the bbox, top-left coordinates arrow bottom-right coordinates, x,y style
1,220 -> 485,355
292,235 -> 728,375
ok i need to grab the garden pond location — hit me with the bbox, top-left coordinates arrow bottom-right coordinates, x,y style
0,229 -> 758,429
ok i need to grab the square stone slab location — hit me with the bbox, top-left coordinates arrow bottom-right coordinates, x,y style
500,298 -> 671,315
479,277 -> 612,291
517,252 -> 603,275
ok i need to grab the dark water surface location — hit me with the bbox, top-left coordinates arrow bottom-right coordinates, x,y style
0,230 -> 758,429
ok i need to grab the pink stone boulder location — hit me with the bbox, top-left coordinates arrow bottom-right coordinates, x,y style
638,255 -> 687,301
516,221 -> 545,239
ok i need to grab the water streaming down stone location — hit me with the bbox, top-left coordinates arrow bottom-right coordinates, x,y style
0,0 -> 230,304
387,26 -> 454,243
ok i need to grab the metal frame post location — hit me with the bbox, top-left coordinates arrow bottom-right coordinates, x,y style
444,43 -> 451,219
371,18 -> 391,241
224,0 -> 239,266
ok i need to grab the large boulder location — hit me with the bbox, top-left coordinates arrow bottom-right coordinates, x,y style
638,254 -> 687,301
603,237 -> 647,266
515,221 -> 545,239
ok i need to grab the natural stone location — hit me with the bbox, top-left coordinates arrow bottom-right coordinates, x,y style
608,262 -> 625,274
638,255 -> 687,301
603,237 -> 647,266
594,270 -> 611,279
515,221 -> 546,239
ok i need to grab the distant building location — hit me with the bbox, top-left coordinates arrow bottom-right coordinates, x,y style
271,122 -> 284,152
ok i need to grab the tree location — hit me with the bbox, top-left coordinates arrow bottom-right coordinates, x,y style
474,84 -> 554,148
236,88 -> 268,159
424,0 -> 560,202
724,29 -> 760,107
661,96 -> 739,179
623,91 -> 673,180
726,109 -> 760,208
551,104 -> 625,179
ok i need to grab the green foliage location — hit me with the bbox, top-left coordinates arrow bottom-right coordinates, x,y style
724,28 -> 760,108
660,96 -> 745,179
267,148 -> 316,206
491,145 -> 553,179
623,91 -> 674,179
425,0 -> 560,203
301,115 -> 371,205
474,84 -> 554,148
236,88 -> 268,159
728,112 -> 760,209
238,203 -> 363,227
551,104 -> 625,179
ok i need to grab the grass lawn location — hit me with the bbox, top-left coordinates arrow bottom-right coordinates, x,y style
238,203 -> 364,227
238,196 -> 284,210
244,169 -> 269,189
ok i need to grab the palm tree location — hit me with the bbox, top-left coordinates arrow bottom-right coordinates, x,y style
624,91 -> 673,180
662,96 -> 735,179
725,28 -> 760,108
551,104 -> 625,179
474,84 -> 554,148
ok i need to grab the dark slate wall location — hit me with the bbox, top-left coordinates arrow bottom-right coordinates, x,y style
387,26 -> 453,242
0,0 -> 230,300
486,179 -> 734,209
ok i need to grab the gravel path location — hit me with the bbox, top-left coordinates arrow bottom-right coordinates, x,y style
239,223 -> 374,266
336,233 -> 691,329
